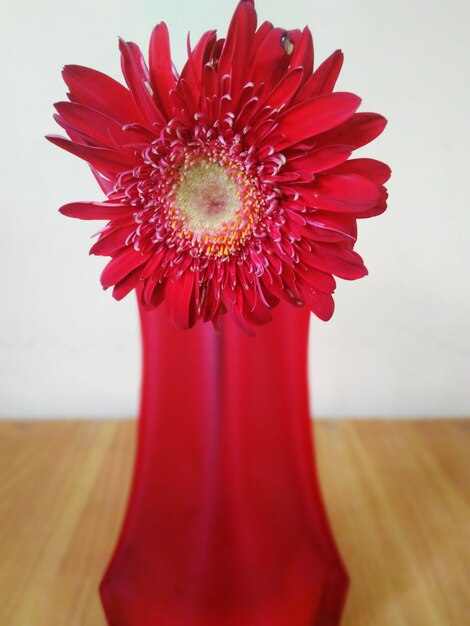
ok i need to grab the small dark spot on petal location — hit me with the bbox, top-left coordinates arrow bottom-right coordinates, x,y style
281,32 -> 294,55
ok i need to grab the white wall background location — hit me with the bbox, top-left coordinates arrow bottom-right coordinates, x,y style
0,0 -> 468,419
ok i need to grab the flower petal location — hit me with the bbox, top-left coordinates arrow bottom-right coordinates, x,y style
252,20 -> 273,56
242,290 -> 273,326
180,30 -> 217,108
225,290 -> 257,336
46,134 -> 138,175
142,278 -> 167,309
101,247 -> 149,289
148,22 -> 177,119
276,92 -> 361,149
165,270 -> 198,329
264,67 -> 304,110
59,201 -> 131,220
356,187 -> 389,218
119,39 -> 167,126
250,27 -> 291,93
295,262 -> 337,293
54,101 -> 145,149
286,144 -> 353,174
219,0 -> 257,99
113,266 -> 143,301
298,49 -> 343,100
304,213 -> 357,242
303,244 -> 367,279
90,227 -> 133,256
289,26 -> 314,82
91,168 -> 115,195
314,112 -> 388,150
62,64 -> 145,125
293,173 -> 380,212
331,158 -> 392,185
299,286 -> 334,321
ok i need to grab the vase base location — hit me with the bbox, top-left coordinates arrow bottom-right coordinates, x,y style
100,523 -> 348,626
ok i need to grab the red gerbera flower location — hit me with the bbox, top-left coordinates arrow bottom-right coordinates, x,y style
47,0 -> 390,331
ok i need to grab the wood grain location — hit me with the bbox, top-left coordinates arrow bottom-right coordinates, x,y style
0,419 -> 468,625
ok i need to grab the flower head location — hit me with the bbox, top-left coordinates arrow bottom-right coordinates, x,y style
48,0 -> 390,331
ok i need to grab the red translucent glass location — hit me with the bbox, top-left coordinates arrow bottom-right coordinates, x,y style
100,295 -> 348,625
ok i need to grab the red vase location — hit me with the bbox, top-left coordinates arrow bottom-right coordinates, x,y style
100,293 -> 349,626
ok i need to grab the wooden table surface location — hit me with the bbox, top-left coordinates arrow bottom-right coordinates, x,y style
0,419 -> 468,625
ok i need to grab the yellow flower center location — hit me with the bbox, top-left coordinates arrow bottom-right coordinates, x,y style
175,161 -> 240,232
169,158 -> 264,259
